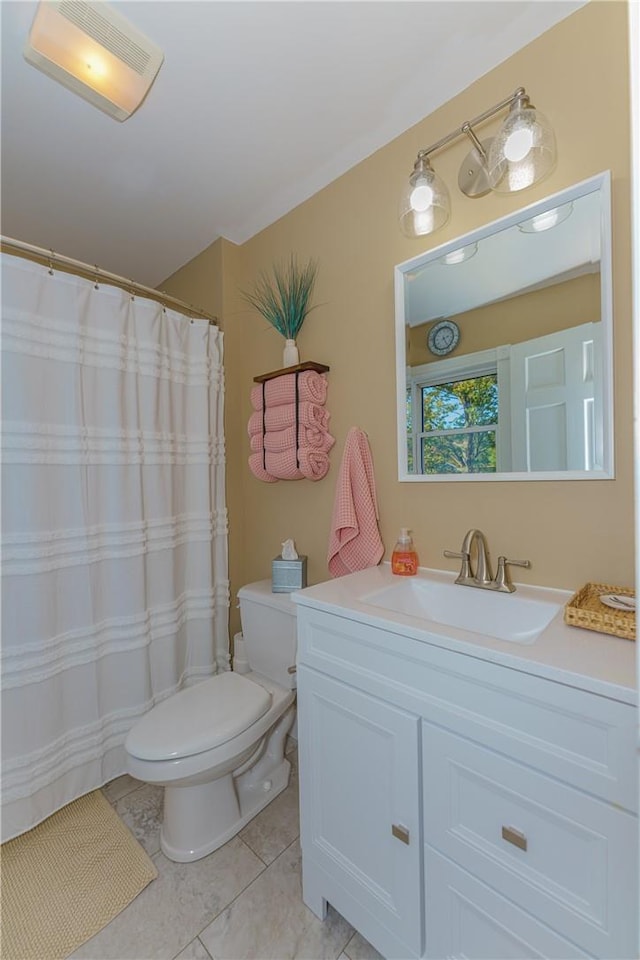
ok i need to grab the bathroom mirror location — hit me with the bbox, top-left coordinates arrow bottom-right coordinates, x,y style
394,172 -> 613,481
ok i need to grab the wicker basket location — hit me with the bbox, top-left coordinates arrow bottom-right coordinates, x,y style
564,582 -> 636,641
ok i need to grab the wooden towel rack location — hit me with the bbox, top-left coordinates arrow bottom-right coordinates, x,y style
253,361 -> 330,384
252,362 -> 330,475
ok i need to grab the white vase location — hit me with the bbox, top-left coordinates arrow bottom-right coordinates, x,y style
283,339 -> 299,367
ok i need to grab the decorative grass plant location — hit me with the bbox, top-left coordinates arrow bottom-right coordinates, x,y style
242,256 -> 318,340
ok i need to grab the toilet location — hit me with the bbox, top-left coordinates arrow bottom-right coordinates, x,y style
125,580 -> 297,863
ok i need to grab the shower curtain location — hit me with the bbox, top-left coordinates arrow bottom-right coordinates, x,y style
1,253 -> 229,841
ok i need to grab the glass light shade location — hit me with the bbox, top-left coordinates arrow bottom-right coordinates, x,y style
399,158 -> 450,238
486,100 -> 556,194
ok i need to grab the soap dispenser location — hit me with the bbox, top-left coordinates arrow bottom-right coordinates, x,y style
391,528 -> 418,576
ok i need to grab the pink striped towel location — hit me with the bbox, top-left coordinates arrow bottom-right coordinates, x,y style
249,448 -> 331,482
250,371 -> 328,410
250,425 -> 335,454
327,428 -> 384,577
248,402 -> 329,436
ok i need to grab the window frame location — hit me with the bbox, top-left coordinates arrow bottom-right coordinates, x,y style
406,347 -> 512,475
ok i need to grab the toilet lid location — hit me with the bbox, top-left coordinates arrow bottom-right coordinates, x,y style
126,672 -> 272,761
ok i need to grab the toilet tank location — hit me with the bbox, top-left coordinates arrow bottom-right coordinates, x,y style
237,580 -> 297,689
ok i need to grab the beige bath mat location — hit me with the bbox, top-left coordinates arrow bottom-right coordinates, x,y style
1,789 -> 157,959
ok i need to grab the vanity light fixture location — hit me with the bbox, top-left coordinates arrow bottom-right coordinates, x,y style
402,155 -> 451,236
400,87 -> 557,239
23,1 -> 164,121
517,201 -> 574,234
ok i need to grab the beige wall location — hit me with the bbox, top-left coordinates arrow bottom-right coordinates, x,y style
163,1 -> 634,623
409,272 -> 601,365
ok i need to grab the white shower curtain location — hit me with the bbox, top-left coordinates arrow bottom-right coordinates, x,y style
1,253 -> 229,841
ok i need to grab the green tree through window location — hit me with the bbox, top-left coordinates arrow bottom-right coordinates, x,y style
415,375 -> 498,474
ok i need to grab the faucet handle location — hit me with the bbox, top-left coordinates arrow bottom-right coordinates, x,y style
494,556 -> 531,593
444,549 -> 472,582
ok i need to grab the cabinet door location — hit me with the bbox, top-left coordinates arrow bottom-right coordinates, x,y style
298,666 -> 422,957
425,847 -> 594,959
422,723 -> 638,958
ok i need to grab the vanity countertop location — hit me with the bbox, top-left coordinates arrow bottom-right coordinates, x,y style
293,564 -> 637,705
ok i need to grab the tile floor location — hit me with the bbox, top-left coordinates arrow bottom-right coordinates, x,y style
71,741 -> 383,960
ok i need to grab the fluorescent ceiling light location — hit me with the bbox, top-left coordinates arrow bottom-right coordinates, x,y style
24,1 -> 164,122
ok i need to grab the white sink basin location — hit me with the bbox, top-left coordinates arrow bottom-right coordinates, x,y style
361,577 -> 562,644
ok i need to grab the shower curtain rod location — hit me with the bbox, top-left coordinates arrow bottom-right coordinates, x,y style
1,236 -> 219,326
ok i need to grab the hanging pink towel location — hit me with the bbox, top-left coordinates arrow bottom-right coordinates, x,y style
249,448 -> 331,482
250,371 -> 328,410
250,425 -> 335,454
327,428 -> 384,577
248,402 -> 329,436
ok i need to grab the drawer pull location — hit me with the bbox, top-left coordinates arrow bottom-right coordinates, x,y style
392,823 -> 410,845
501,825 -> 527,851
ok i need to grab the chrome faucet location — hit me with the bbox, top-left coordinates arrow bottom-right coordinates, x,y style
444,528 -> 530,593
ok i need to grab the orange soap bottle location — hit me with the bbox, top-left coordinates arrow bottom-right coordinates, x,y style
391,528 -> 418,576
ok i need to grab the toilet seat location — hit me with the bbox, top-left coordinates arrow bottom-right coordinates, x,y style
125,672 -> 272,761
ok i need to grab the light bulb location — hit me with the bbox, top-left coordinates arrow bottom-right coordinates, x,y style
504,126 -> 534,163
410,180 -> 434,212
486,94 -> 556,194
412,209 -> 435,235
84,55 -> 107,80
400,156 -> 450,237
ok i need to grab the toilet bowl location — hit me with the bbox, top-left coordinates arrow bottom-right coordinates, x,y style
124,581 -> 297,863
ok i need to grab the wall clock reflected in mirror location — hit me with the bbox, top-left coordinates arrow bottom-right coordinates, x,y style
427,319 -> 460,356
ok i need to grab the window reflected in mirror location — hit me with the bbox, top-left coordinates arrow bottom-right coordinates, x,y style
408,373 -> 498,474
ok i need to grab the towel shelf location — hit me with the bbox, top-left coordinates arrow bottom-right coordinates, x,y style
253,361 -> 330,384
249,362 -> 333,482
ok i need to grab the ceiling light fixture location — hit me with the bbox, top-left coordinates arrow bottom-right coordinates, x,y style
517,201 -> 574,234
439,242 -> 478,266
24,1 -> 164,122
400,87 -> 556,239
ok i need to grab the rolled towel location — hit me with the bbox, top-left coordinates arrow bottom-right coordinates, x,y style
250,424 -> 335,454
248,456 -> 278,483
248,402 -> 329,436
251,371 -> 328,410
249,447 -> 330,482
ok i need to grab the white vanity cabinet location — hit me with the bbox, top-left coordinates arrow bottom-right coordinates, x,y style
295,598 -> 638,960
297,668 -> 422,958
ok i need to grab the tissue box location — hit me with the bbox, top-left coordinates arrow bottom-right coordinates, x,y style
272,555 -> 307,593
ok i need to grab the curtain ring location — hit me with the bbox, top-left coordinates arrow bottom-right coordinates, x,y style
93,265 -> 100,290
129,280 -> 135,301
48,250 -> 54,276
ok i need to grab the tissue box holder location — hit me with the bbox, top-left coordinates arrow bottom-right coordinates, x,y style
272,555 -> 307,593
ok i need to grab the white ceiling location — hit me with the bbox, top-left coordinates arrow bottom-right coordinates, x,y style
1,0 -> 585,287
404,188 -> 601,325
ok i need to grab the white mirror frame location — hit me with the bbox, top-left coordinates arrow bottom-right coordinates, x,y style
394,171 -> 614,482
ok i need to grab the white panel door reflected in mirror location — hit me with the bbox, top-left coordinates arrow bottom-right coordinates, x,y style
394,172 -> 613,481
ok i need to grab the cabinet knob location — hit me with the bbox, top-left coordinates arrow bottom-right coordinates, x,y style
501,825 -> 527,851
391,823 -> 410,845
